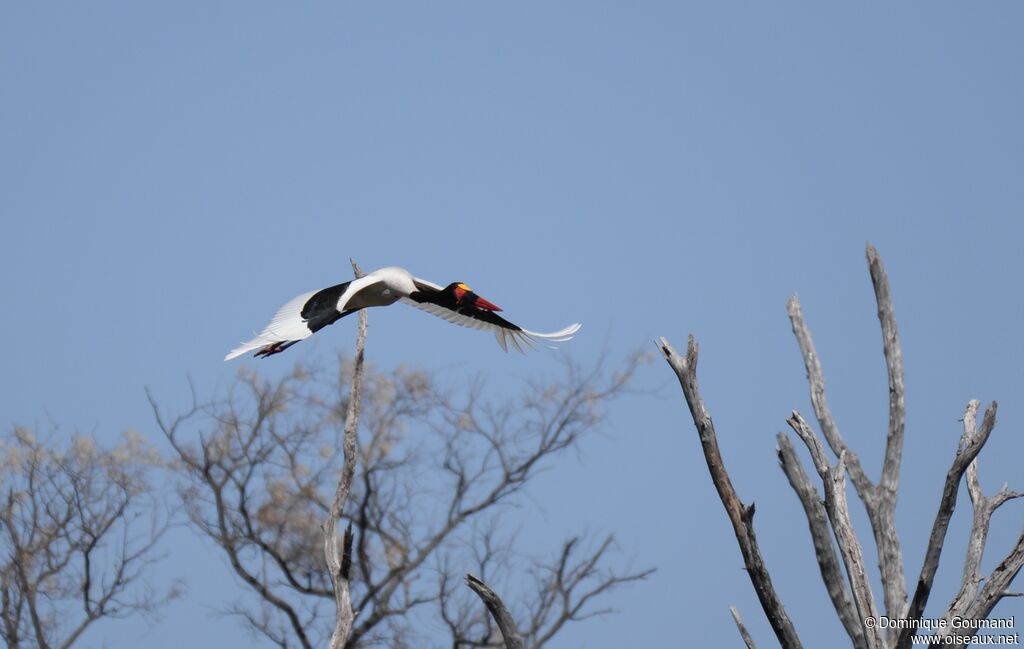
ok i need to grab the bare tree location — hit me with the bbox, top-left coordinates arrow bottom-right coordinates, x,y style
152,350 -> 652,648
658,243 -> 1023,649
0,428 -> 175,649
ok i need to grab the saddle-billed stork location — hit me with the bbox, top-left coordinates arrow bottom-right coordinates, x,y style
225,266 -> 581,360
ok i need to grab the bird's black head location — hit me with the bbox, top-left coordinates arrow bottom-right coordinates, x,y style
443,282 -> 502,311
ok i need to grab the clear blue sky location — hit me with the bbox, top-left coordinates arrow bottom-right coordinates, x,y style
2,2 -> 1022,647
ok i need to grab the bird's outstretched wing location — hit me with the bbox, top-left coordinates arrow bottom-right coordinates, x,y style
225,290 -> 320,360
225,275 -> 383,360
403,277 -> 581,353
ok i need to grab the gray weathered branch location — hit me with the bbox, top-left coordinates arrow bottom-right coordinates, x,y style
776,433 -> 867,649
729,606 -> 758,649
947,402 -> 1017,615
929,401 -> 1024,647
658,335 -> 803,649
955,529 -> 1024,630
465,574 -> 525,649
323,259 -> 368,649
930,528 -> 1024,649
897,402 -> 997,649
866,244 -> 906,495
786,243 -> 907,633
825,453 -> 883,649
786,413 -> 882,649
866,243 -> 910,628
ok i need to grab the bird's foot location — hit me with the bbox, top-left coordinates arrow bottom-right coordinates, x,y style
254,341 -> 293,358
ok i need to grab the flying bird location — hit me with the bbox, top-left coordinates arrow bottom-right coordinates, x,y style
224,266 -> 581,360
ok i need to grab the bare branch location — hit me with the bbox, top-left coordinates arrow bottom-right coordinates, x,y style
323,261 -> 369,649
866,243 -> 906,499
776,433 -> 867,649
958,529 -> 1024,627
928,528 -> 1024,649
786,295 -> 871,495
929,401 -> 1024,647
949,403 -> 1002,614
825,453 -> 883,649
523,534 -> 654,648
729,606 -> 758,649
658,335 -> 803,649
785,412 -> 882,649
785,242 -> 909,632
897,402 -> 998,649
465,574 -> 524,649
866,243 -> 909,625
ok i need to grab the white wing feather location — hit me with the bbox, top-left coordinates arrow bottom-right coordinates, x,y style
336,275 -> 388,311
412,276 -> 444,291
224,290 -> 317,361
224,274 -> 389,361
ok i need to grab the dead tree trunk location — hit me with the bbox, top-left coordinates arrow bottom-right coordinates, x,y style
323,259 -> 368,649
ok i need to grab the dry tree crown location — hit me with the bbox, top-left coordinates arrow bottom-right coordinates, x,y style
0,428 -> 175,649
153,335 -> 653,649
658,243 -> 1023,649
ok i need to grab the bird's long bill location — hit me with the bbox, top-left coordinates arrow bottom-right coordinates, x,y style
471,293 -> 502,311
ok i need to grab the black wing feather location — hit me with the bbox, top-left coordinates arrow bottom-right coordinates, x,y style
301,281 -> 353,333
408,290 -> 523,332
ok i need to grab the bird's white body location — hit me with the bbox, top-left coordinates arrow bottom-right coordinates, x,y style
225,266 -> 580,360
338,266 -> 423,310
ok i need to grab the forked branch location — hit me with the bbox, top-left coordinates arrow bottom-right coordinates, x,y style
897,402 -> 997,649
923,402 -> 1023,648
785,413 -> 883,649
785,243 -> 908,631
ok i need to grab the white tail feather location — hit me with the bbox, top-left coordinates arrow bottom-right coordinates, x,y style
521,323 -> 582,342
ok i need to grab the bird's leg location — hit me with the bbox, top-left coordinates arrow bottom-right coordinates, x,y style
254,341 -> 298,358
